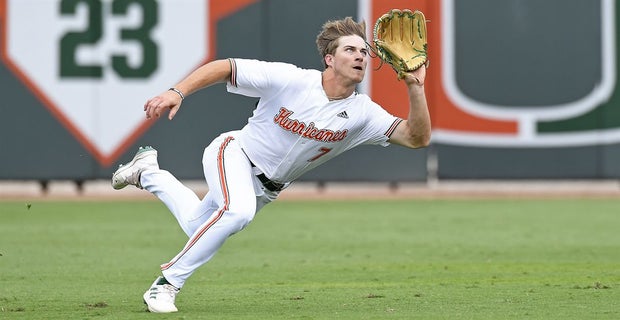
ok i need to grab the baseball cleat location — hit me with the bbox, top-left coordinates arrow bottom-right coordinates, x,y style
143,276 -> 179,313
111,146 -> 159,190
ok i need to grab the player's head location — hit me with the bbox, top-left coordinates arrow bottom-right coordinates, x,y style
316,17 -> 367,69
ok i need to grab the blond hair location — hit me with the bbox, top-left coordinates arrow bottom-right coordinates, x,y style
316,17 -> 366,68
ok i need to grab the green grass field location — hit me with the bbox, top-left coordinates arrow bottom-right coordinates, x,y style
1,199 -> 619,319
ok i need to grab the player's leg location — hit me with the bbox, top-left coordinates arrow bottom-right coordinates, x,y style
160,135 -> 256,287
112,146 -> 205,237
144,134 -> 258,312
141,169 -> 205,237
113,143 -> 276,238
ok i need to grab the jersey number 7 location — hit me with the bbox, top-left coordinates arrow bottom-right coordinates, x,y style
308,147 -> 332,162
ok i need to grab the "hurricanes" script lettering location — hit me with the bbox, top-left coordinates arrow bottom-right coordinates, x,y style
274,107 -> 347,142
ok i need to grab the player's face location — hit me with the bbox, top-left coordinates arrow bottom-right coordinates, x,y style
330,35 -> 368,84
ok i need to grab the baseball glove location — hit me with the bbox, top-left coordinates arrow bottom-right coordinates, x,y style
373,9 -> 428,79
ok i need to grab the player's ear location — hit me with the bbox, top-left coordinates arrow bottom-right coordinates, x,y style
324,54 -> 334,67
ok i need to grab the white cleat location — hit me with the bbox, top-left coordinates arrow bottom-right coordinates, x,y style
111,146 -> 159,190
143,276 -> 179,313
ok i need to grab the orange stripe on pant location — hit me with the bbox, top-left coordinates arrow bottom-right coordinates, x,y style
160,136 -> 234,271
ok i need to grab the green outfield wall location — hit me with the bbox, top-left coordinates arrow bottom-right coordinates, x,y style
0,0 -> 618,181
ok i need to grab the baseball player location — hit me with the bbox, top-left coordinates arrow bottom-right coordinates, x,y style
112,17 -> 430,313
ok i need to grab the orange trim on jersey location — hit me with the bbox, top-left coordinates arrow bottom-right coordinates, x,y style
385,118 -> 404,137
229,58 -> 237,87
160,136 -> 235,271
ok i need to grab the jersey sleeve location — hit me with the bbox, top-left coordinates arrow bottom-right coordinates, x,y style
359,99 -> 404,147
226,58 -> 299,98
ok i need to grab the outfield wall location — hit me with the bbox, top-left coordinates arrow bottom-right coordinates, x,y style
1,0 -> 619,182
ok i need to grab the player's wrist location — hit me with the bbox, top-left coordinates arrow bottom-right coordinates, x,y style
168,87 -> 185,101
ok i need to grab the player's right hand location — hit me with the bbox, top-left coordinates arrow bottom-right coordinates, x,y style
144,90 -> 183,120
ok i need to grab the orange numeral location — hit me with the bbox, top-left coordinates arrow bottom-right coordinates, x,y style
308,147 -> 332,162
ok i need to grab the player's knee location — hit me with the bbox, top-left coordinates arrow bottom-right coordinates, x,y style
226,211 -> 255,231
227,202 -> 256,229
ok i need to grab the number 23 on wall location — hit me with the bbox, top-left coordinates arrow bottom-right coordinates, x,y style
59,0 -> 158,79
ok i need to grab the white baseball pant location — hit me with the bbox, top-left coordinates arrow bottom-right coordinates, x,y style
140,131 -> 278,289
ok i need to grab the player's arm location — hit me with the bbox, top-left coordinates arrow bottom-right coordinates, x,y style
144,59 -> 232,120
387,65 -> 431,149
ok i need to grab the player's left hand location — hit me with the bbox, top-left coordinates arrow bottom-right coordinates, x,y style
144,90 -> 183,120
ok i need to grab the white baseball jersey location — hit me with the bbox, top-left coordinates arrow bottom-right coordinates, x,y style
227,58 -> 403,183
